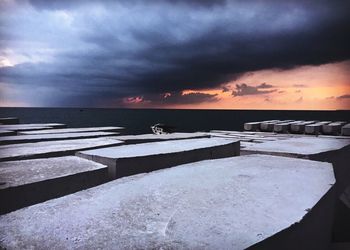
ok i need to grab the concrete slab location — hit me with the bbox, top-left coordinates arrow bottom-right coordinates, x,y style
114,132 -> 208,144
0,155 -> 335,250
305,121 -> 332,135
322,122 -> 347,135
342,123 -> 350,136
0,156 -> 108,214
0,123 -> 66,131
242,137 -> 350,241
0,117 -> 19,124
0,130 -> 16,137
244,121 -> 261,131
290,121 -> 317,133
243,137 -> 350,156
0,137 -> 124,162
0,125 -> 58,132
19,126 -> 124,135
260,120 -> 281,132
273,121 -> 304,133
0,131 -> 120,145
77,138 -> 240,179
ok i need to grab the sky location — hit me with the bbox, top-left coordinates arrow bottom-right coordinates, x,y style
0,0 -> 349,110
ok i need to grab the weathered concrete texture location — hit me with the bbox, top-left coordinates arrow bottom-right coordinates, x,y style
290,121 -> 317,133
242,137 -> 350,241
273,120 -> 304,133
260,120 -> 281,132
77,138 -> 240,179
342,123 -> 350,136
0,131 -> 120,145
0,155 -> 335,250
322,122 -> 347,135
0,117 -> 19,124
0,125 -> 56,132
114,132 -> 209,144
0,130 -> 16,137
0,137 -> 124,162
305,121 -> 332,134
19,126 -> 124,135
0,123 -> 66,132
0,156 -> 108,214
244,121 -> 262,131
242,137 -> 350,156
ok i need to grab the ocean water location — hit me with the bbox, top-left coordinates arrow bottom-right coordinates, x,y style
1,108 -> 349,134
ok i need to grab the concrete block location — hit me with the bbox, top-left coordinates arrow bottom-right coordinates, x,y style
0,125 -> 57,132
322,122 -> 347,135
260,120 -> 281,132
305,121 -> 332,135
0,155 -> 335,250
342,123 -> 350,136
114,132 -> 209,144
290,121 -> 317,133
0,138 -> 124,162
260,120 -> 294,132
242,137 -> 350,241
0,156 -> 108,214
244,122 -> 261,131
0,130 -> 16,137
0,131 -> 120,145
19,126 -> 124,135
0,117 -> 19,124
77,138 -> 240,179
0,123 -> 66,132
273,121 -> 304,133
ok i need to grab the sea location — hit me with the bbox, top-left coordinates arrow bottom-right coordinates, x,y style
1,108 -> 349,134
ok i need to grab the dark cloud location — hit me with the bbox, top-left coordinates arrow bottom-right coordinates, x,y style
1,0 -> 350,106
293,84 -> 308,88
221,85 -> 230,93
232,83 -> 277,97
159,92 -> 219,105
337,94 -> 350,99
257,83 -> 274,89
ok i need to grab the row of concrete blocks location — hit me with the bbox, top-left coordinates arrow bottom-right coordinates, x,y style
1,132 -> 350,249
244,120 -> 350,135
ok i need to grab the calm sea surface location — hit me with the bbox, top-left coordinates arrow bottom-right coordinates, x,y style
1,108 -> 349,134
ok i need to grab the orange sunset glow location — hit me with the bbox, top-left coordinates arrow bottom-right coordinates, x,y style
167,61 -> 350,110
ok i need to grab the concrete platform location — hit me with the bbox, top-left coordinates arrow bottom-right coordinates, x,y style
273,121 -> 304,133
242,137 -> 350,241
0,117 -> 19,124
77,138 -> 240,179
0,125 -> 58,132
290,121 -> 317,133
342,124 -> 350,136
244,121 -> 262,131
0,131 -> 120,145
305,121 -> 331,135
114,132 -> 209,144
0,156 -> 108,214
260,120 -> 281,132
0,155 -> 335,250
0,138 -> 124,162
19,126 -> 124,135
0,130 -> 16,137
0,123 -> 66,131
322,122 -> 347,135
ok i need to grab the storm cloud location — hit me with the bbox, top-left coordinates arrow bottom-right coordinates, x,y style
232,83 -> 277,97
1,0 -> 349,106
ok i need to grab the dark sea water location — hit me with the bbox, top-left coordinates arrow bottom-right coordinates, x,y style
1,108 -> 349,134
